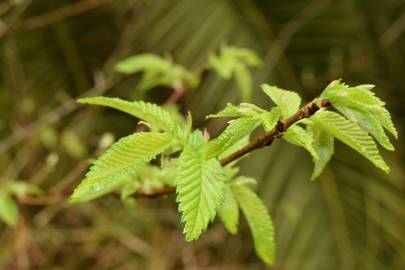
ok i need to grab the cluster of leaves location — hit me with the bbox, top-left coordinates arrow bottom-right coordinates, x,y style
70,80 -> 397,265
0,181 -> 42,227
114,46 -> 261,102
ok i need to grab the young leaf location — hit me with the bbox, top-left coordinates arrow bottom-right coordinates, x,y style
321,81 -> 385,108
321,81 -> 398,139
218,185 -> 239,234
0,192 -> 18,227
233,184 -> 275,265
5,182 -> 43,197
283,125 -> 318,159
261,84 -> 301,118
373,106 -> 398,139
234,63 -> 252,102
115,54 -> 172,74
335,106 -> 394,150
206,116 -> 261,159
310,111 -> 389,172
260,108 -> 281,132
207,103 -> 265,119
209,46 -> 261,101
70,132 -> 173,203
176,146 -> 226,241
310,127 -> 334,180
78,97 -> 175,132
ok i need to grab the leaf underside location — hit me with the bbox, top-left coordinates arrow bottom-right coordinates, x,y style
311,111 -> 389,172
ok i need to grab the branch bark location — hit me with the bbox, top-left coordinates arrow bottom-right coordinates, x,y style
140,98 -> 330,198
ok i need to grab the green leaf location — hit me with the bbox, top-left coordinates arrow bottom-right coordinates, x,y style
233,184 -> 276,265
176,146 -> 226,241
121,180 -> 141,200
5,182 -> 43,197
70,132 -> 173,203
0,192 -> 18,227
335,106 -> 394,150
311,111 -> 389,172
115,54 -> 172,74
207,103 -> 265,119
321,81 -> 398,139
321,81 -> 385,108
373,106 -> 398,139
260,108 -> 281,132
310,127 -> 334,180
218,185 -> 239,234
115,54 -> 199,93
207,116 -> 261,159
78,97 -> 175,132
209,46 -> 261,79
261,84 -> 301,118
283,125 -> 318,159
234,63 -> 252,102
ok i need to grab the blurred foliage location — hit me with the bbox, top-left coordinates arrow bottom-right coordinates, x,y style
0,0 -> 404,269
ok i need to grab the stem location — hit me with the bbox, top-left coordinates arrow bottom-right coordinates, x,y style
140,98 -> 330,197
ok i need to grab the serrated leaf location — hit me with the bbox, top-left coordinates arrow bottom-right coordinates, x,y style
335,106 -> 394,150
176,146 -> 226,241
70,132 -> 173,203
321,81 -> 385,108
283,125 -> 318,159
261,84 -> 301,118
373,106 -> 398,139
218,185 -> 239,234
208,103 -> 265,119
207,116 -> 261,159
260,108 -> 281,132
321,81 -> 398,139
233,184 -> 275,265
0,192 -> 18,227
78,97 -> 175,132
310,127 -> 334,180
311,111 -> 389,172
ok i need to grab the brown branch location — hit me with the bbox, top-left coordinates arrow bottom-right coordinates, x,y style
15,99 -> 330,204
136,98 -> 330,198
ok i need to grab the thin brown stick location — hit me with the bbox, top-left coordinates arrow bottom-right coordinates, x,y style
136,98 -> 330,198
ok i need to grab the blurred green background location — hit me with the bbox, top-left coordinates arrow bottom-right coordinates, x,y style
0,0 -> 404,269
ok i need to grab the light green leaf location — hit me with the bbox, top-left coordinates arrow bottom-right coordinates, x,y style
373,106 -> 398,139
207,103 -> 265,119
233,184 -> 275,265
209,46 -> 261,101
310,127 -> 334,180
321,81 -> 385,108
335,106 -> 394,150
5,182 -> 43,197
321,81 -> 398,139
0,192 -> 18,227
261,84 -> 301,118
207,116 -> 261,159
311,111 -> 389,172
234,63 -> 252,102
283,125 -> 318,159
218,185 -> 239,234
78,97 -> 175,132
70,132 -> 173,203
115,54 -> 172,74
121,180 -> 141,200
176,146 -> 226,241
260,108 -> 281,132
